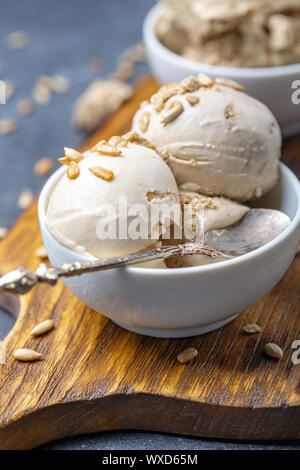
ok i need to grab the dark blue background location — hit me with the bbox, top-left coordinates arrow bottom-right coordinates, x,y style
0,0 -> 298,450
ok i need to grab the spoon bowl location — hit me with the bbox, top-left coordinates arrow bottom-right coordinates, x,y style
205,209 -> 291,257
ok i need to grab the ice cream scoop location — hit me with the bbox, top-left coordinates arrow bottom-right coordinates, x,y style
46,135 -> 180,259
132,76 -> 281,201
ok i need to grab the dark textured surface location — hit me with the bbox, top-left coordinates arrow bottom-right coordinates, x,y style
0,0 -> 298,451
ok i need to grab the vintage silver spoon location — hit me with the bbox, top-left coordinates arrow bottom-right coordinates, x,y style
0,209 -> 290,295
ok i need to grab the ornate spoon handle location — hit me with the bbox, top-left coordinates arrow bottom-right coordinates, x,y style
0,242 -> 226,295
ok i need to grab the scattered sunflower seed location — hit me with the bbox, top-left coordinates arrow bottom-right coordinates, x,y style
177,347 -> 198,364
35,245 -> 48,259
14,348 -> 42,362
243,323 -> 262,334
31,319 -> 54,337
0,341 -> 6,365
32,83 -> 51,105
18,189 -> 34,209
50,75 -> 70,94
17,98 -> 34,116
0,118 -> 17,135
72,79 -> 132,132
34,157 -> 54,177
6,31 -> 30,50
264,343 -> 283,360
0,226 -> 8,239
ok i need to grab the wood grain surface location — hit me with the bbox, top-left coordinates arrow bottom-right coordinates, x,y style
0,77 -> 299,449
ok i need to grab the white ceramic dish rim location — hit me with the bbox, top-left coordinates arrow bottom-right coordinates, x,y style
39,162 -> 300,277
144,3 -> 300,78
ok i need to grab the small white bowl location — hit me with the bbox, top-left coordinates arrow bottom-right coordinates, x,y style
144,4 -> 300,137
38,163 -> 300,338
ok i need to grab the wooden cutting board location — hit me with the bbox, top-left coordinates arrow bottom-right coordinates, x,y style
0,77 -> 299,450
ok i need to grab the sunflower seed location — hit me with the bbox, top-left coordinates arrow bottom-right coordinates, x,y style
0,226 -> 7,239
185,95 -> 199,106
50,75 -> 70,94
31,319 -> 54,337
177,347 -> 198,363
89,166 -> 114,181
243,323 -> 262,334
198,73 -> 214,87
180,76 -> 200,93
14,348 -> 42,362
161,101 -> 183,125
18,189 -> 34,209
64,147 -> 84,163
32,83 -> 51,105
17,99 -> 34,116
0,341 -> 6,364
215,77 -> 244,91
6,31 -> 30,50
34,157 -> 54,177
139,111 -> 150,133
0,118 -> 17,135
67,161 -> 80,180
35,245 -> 48,259
264,343 -> 283,359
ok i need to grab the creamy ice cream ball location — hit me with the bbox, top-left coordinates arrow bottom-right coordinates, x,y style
132,75 -> 281,201
46,133 -> 180,260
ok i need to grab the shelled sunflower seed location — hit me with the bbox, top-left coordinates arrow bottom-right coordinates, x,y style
14,348 -> 42,362
0,119 -> 17,135
31,319 -> 54,337
177,347 -> 198,363
18,189 -> 34,209
17,99 -> 34,116
6,31 -> 30,50
34,157 -> 54,177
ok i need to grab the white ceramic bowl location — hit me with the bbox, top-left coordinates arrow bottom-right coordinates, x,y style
38,163 -> 300,338
144,4 -> 300,137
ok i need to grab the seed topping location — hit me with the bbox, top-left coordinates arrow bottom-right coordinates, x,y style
186,95 -> 199,106
161,101 -> 184,125
67,161 -> 80,180
89,166 -> 114,181
139,111 -> 150,133
215,77 -> 244,91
